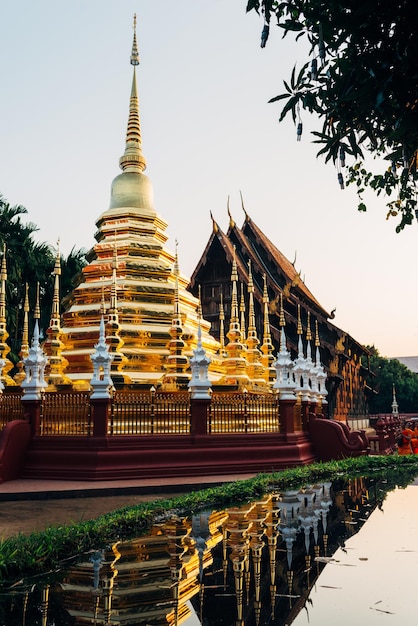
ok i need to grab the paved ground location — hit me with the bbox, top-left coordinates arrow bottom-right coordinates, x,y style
0,473 -> 255,539
0,492 -> 175,539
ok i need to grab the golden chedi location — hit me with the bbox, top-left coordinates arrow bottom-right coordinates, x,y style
60,17 -> 221,389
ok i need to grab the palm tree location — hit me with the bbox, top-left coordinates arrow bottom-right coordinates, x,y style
0,195 -> 54,363
0,195 -> 87,368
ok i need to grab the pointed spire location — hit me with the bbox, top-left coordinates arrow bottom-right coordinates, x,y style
34,282 -> 40,321
130,14 -> 139,66
188,295 -> 212,400
219,291 -> 227,358
239,282 -> 246,344
109,244 -> 119,316
279,293 -> 285,328
297,304 -> 302,336
106,245 -> 129,384
0,244 -> 7,325
43,242 -> 71,389
22,283 -> 30,351
260,274 -> 275,384
119,14 -> 146,173
197,284 -> 203,319
293,303 -> 311,401
90,316 -> 114,398
0,245 -> 15,386
100,276 -> 106,315
223,247 -> 249,387
313,320 -> 328,408
14,283 -> 30,384
21,320 -> 47,399
228,247 -> 240,338
245,261 -> 265,388
163,244 -> 189,389
392,383 -> 399,416
306,311 -> 313,362
51,243 -> 61,326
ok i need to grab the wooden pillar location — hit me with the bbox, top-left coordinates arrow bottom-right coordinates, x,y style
190,398 -> 210,437
280,398 -> 297,436
301,400 -> 310,431
21,398 -> 42,437
91,397 -> 111,438
375,418 -> 389,454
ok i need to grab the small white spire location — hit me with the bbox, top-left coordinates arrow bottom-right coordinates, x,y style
21,320 -> 47,400
188,313 -> 212,400
90,316 -> 114,399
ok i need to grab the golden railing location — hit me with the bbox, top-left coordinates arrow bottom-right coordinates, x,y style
40,392 -> 92,436
0,391 -> 24,429
110,391 -> 191,435
209,392 -> 280,434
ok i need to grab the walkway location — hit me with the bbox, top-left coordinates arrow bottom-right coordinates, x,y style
0,473 -> 256,539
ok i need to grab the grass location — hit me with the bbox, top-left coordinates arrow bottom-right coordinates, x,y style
1,454 -> 418,586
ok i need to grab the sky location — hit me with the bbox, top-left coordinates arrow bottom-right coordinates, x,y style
1,0 -> 417,358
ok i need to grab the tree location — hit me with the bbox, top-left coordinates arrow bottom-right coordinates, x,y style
364,346 -> 418,414
0,195 -> 86,365
0,195 -> 55,361
246,1 -> 418,231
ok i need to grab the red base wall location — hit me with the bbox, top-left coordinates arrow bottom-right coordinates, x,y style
22,432 -> 316,481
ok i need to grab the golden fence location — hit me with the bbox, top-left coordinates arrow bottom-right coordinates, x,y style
40,392 -> 92,436
0,391 -> 24,429
209,392 -> 280,434
110,391 -> 191,435
4,390 -> 286,438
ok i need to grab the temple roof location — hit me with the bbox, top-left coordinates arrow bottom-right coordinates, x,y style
190,210 -> 329,319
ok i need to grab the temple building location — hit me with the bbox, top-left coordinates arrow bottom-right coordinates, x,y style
1,17 -> 370,417
0,16 -> 395,485
189,206 -> 371,421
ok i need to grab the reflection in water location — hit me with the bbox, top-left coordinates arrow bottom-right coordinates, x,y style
1,476 -> 418,625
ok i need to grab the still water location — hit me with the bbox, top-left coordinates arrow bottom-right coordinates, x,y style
1,475 -> 418,625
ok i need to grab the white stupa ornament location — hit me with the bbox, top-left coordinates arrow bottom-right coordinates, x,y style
188,300 -> 212,400
292,305 -> 311,402
90,316 -> 114,399
0,357 -> 5,393
273,294 -> 296,399
21,320 -> 47,400
305,313 -> 318,404
391,384 -> 399,416
313,320 -> 328,408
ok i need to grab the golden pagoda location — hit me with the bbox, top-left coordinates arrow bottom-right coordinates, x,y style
59,16 -> 221,389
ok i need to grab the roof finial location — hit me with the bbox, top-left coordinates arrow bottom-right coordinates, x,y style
130,14 -> 140,66
119,15 -> 146,173
210,211 -> 219,233
239,190 -> 249,221
227,196 -> 235,228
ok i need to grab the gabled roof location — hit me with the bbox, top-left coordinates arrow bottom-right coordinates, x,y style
190,210 -> 329,319
240,214 -> 328,317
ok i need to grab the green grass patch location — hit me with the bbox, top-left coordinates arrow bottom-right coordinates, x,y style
1,454 -> 418,586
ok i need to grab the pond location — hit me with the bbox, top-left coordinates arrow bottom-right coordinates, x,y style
1,474 -> 418,625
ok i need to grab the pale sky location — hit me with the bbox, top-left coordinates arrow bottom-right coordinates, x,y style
1,0 -> 417,357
